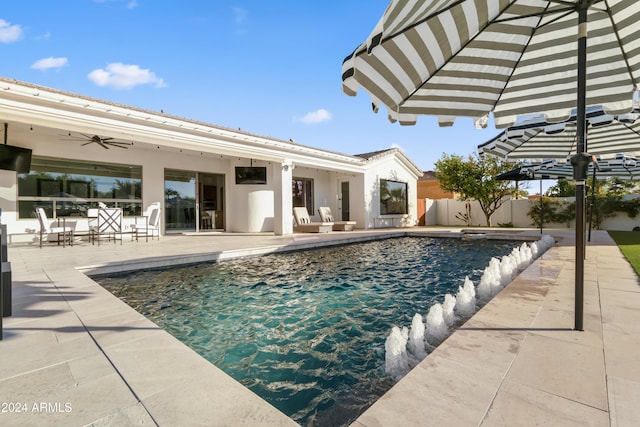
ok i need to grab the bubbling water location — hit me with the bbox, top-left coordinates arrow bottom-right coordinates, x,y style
455,276 -> 477,317
384,234 -> 554,380
407,313 -> 427,360
442,293 -> 456,327
425,303 -> 448,346
384,326 -> 410,380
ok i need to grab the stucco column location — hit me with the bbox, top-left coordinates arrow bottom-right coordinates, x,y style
142,161 -> 165,235
274,160 -> 293,235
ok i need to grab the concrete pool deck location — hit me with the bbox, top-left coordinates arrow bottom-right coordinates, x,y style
0,228 -> 638,426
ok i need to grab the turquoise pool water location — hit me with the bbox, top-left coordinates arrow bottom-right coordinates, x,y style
97,236 -> 521,426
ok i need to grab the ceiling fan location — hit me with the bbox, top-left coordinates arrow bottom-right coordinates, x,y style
63,133 -> 133,149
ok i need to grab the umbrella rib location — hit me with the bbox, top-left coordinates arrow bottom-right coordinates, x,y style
396,2 -> 550,114
568,133 -> 579,159
368,1 -> 583,53
364,0 -> 468,54
493,5 -> 573,27
621,121 -> 640,138
379,2 -> 575,117
602,0 -> 639,88
547,0 -> 602,8
483,3 -> 552,121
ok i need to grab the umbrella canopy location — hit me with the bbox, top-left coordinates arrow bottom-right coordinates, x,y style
342,1 -> 640,128
495,166 -> 536,182
342,0 -> 640,331
521,155 -> 640,180
478,107 -> 640,161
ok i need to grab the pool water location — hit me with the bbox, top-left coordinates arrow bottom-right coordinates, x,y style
97,237 -> 521,426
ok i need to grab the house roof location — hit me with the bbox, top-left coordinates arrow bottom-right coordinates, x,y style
0,77 -> 420,174
419,171 -> 437,180
356,147 -> 423,178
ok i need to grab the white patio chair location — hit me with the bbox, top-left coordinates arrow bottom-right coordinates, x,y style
134,202 -> 161,241
89,208 -> 123,245
35,207 -> 73,248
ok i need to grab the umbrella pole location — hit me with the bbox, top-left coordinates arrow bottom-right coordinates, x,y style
572,5 -> 589,332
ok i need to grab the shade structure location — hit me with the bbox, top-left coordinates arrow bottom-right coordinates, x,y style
478,107 -> 640,161
342,1 -> 640,331
342,1 -> 640,128
521,156 -> 640,180
495,166 -> 535,182
495,166 -> 547,233
519,157 -> 640,241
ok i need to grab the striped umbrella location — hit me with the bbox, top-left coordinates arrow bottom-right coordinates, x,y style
342,1 -> 640,129
478,107 -> 640,162
520,156 -> 639,241
342,0 -> 640,331
522,156 -> 640,180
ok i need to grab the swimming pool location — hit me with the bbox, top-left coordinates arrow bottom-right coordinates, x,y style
97,236 -> 524,425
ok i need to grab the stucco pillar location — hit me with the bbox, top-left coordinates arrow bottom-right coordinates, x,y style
142,161 -> 165,235
274,160 -> 293,235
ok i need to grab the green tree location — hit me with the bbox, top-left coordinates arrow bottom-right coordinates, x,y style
604,177 -> 637,196
547,176 -> 637,198
534,176 -> 640,229
546,178 -> 575,197
528,197 -> 575,227
434,153 -> 515,227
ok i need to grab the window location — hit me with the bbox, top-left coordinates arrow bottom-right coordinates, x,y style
292,178 -> 314,215
164,169 -> 196,232
18,156 -> 142,218
380,179 -> 408,215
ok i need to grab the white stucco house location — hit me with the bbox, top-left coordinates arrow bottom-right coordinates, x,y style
0,77 -> 422,243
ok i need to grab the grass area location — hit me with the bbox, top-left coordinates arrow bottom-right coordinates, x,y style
608,231 -> 640,276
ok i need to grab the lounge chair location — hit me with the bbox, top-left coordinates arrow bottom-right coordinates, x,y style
293,207 -> 332,233
318,207 -> 356,231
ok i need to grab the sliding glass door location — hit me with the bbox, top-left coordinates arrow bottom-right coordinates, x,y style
164,169 -> 225,233
164,169 -> 196,233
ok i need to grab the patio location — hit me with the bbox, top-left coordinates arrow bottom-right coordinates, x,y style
0,228 -> 638,426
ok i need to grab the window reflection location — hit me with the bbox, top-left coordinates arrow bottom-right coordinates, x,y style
380,179 -> 408,215
164,169 -> 196,232
292,177 -> 314,215
18,156 -> 142,218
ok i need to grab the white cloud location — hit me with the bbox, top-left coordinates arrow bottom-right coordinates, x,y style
30,57 -> 68,71
0,19 -> 23,43
93,0 -> 138,9
87,63 -> 166,89
35,32 -> 51,41
295,109 -> 332,124
232,7 -> 247,25
232,7 -> 248,35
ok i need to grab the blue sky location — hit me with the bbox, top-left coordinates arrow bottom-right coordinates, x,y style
0,0 -> 548,193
